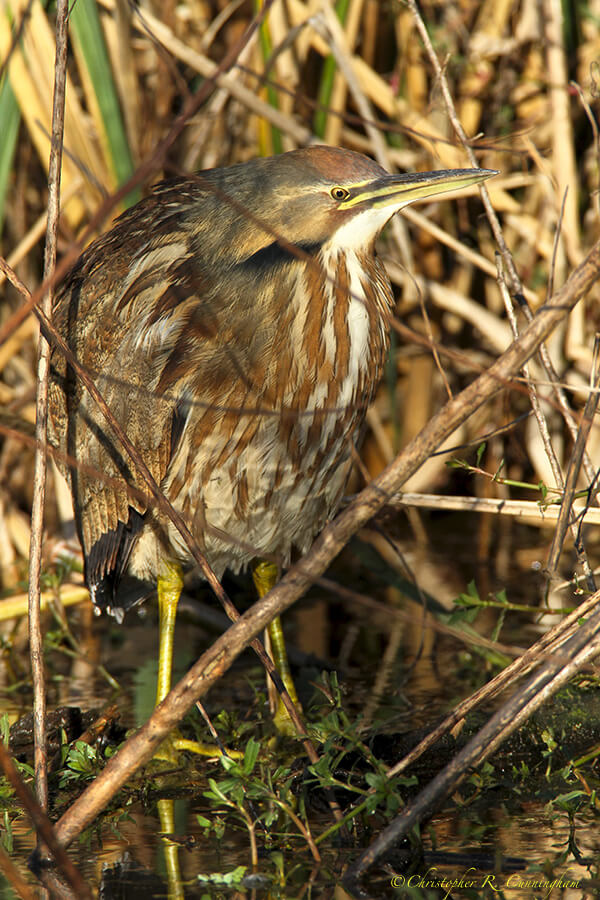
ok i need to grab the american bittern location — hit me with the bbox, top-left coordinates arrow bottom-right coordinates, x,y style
48,147 -> 495,738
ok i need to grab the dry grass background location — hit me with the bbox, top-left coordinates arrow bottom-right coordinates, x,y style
0,0 -> 599,607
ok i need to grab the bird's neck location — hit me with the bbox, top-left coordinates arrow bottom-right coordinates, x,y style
282,245 -> 393,412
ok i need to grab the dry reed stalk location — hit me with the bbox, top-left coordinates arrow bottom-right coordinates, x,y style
0,583 -> 88,621
264,1 -> 301,144
27,0 -> 69,821
101,0 -> 142,163
457,0 -> 514,138
393,491 -> 600,527
322,0 -> 365,147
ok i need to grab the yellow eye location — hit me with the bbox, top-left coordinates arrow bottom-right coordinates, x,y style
330,186 -> 350,201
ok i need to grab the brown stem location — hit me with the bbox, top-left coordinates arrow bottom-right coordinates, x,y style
544,340 -> 600,589
28,0 -> 69,817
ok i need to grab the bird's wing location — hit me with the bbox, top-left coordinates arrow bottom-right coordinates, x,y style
48,216 -> 220,595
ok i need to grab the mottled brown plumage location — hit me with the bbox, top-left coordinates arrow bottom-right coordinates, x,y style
48,147 -> 495,622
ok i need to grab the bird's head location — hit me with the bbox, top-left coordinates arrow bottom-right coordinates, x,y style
198,147 -> 497,261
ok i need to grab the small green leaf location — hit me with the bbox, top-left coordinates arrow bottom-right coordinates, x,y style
0,714 -> 9,747
243,737 -> 260,775
2,810 -> 13,853
197,865 -> 247,885
446,457 -> 470,470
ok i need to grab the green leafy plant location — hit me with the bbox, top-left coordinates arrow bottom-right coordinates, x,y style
58,740 -> 103,788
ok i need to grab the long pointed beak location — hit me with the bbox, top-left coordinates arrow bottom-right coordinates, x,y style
341,167 -> 498,211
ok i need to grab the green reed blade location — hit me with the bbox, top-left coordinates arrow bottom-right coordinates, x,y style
313,0 -> 350,138
254,0 -> 283,156
0,75 -> 20,236
69,0 -> 139,204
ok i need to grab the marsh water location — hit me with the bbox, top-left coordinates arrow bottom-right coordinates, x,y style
3,512 -> 600,898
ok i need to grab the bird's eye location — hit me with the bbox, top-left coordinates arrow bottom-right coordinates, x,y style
330,186 -> 350,201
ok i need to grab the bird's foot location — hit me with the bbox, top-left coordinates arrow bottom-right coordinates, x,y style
272,698 -> 302,737
269,668 -> 304,738
154,729 -> 243,765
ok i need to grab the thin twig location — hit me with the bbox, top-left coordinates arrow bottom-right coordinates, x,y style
547,188 -> 568,302
28,0 -> 69,817
544,337 -> 600,592
495,252 -> 566,494
318,575 -> 525,655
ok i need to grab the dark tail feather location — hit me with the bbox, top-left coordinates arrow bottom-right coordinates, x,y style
86,508 -> 149,622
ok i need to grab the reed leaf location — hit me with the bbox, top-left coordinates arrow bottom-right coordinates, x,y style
313,0 -> 350,138
253,0 -> 283,156
69,0 -> 138,204
0,75 -> 20,235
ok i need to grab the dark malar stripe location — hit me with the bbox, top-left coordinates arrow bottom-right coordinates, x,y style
242,240 -> 322,271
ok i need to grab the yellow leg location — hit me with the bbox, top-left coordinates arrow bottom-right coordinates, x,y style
156,561 -> 184,707
252,560 -> 300,732
155,561 -> 241,761
157,797 -> 184,900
